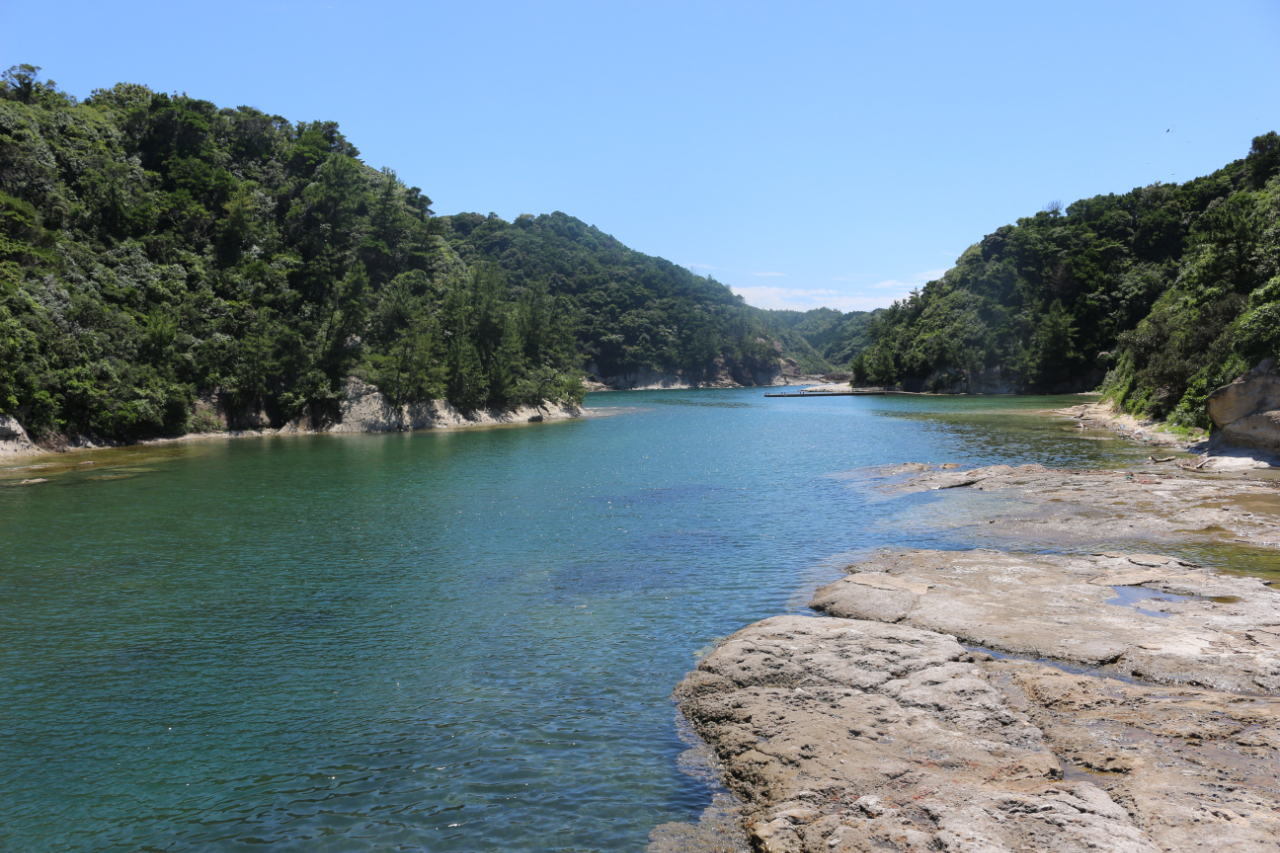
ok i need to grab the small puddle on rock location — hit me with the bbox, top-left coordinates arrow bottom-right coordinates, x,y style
1104,586 -> 1196,618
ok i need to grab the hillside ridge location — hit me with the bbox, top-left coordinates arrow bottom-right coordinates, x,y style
0,65 -> 869,448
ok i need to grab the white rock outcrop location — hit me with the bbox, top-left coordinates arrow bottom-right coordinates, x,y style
1207,360 -> 1280,457
0,414 -> 36,460
297,378 -> 583,433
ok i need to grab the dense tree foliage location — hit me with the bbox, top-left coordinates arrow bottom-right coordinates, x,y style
0,66 -> 587,440
0,66 -> 881,444
439,211 -> 790,380
851,133 -> 1280,427
762,307 -> 878,371
440,212 -> 880,378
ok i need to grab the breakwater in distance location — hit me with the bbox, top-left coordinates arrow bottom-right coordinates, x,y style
3,389 -> 1276,852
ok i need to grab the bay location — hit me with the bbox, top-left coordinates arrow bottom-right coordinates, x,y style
0,389 -> 1233,852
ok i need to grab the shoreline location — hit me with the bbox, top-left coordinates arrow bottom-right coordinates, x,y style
583,373 -> 834,393
671,428 -> 1280,850
2,373 -> 832,468
16,385 -> 1245,472
1053,399 -> 1280,470
1052,399 -> 1203,449
1,399 -> 594,471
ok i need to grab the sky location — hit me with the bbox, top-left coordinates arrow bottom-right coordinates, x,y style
3,0 -> 1278,312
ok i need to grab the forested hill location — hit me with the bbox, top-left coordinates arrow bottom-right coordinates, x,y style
0,66 -> 846,445
760,307 -> 878,372
437,211 -> 796,382
852,133 -> 1280,428
438,211 -> 878,378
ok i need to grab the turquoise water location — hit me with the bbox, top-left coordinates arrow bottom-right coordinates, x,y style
0,391 -> 1209,851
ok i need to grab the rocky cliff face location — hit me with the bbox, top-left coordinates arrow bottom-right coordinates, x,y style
280,379 -> 583,433
0,414 -> 36,460
1208,360 -> 1280,456
1,380 -> 583,463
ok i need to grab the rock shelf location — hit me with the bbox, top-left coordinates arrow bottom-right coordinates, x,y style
893,463 -> 1280,550
811,549 -> 1280,695
677,613 -> 1280,852
675,464 -> 1280,852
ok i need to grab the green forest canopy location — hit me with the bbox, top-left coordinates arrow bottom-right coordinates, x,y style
0,66 -> 866,442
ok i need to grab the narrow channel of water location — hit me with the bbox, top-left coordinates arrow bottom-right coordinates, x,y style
0,390 -> 1269,852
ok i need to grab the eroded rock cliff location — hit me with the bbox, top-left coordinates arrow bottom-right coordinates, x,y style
1208,361 -> 1280,457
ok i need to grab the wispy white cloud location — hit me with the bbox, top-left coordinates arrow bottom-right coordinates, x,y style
687,262 -> 721,270
731,267 -> 951,312
730,286 -> 885,312
750,271 -> 787,277
867,267 -> 949,298
830,268 -> 947,292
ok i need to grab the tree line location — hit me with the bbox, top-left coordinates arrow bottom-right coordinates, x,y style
0,66 -> 820,442
850,132 -> 1280,427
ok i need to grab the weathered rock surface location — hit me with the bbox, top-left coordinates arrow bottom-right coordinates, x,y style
1218,409 -> 1280,455
992,661 -> 1280,852
1209,371 -> 1280,427
672,445 -> 1280,850
676,616 -> 1163,853
1207,361 -> 1280,457
0,413 -> 36,460
811,548 -> 1280,694
676,614 -> 1280,852
311,378 -> 583,433
893,463 -> 1280,549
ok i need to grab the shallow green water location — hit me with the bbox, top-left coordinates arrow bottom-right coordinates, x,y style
0,390 -> 1270,851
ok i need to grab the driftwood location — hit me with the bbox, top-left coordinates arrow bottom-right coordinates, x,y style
1147,455 -> 1176,463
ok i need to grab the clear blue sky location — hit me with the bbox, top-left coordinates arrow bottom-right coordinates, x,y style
4,0 -> 1278,312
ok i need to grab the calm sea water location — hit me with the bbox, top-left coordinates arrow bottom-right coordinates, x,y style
0,390 -> 1267,852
